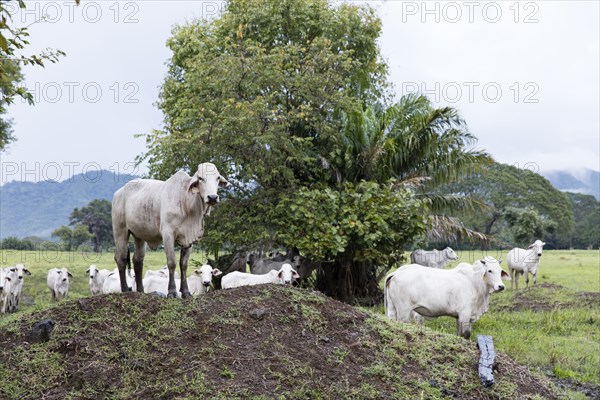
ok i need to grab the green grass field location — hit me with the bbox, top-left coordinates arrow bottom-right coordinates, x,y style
2,249 -> 599,392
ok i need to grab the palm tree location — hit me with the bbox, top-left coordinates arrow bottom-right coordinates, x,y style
331,93 -> 493,242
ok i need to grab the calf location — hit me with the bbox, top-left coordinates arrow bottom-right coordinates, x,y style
143,265 -> 222,297
103,268 -> 136,294
507,240 -> 545,289
9,264 -> 30,312
143,266 -> 180,280
47,268 -> 73,301
87,265 -> 112,295
221,263 -> 299,289
188,265 -> 222,295
143,275 -> 180,297
385,257 -> 510,339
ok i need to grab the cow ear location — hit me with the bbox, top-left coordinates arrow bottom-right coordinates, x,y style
188,176 -> 201,194
24,269 -> 31,275
218,176 -> 229,188
542,242 -> 546,246
479,259 -> 486,265
85,268 -> 90,273
212,268 -> 222,276
501,270 -> 511,280
527,244 -> 534,249
67,271 -> 73,278
498,259 -> 502,264
292,270 -> 300,279
278,271 -> 283,279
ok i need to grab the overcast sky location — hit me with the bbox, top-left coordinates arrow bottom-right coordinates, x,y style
1,0 -> 598,184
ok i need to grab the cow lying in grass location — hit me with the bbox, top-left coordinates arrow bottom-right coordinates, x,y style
221,263 -> 300,289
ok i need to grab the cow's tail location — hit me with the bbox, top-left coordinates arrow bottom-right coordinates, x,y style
384,273 -> 394,319
126,246 -> 132,271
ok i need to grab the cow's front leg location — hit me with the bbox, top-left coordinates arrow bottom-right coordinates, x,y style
163,236 -> 178,298
179,246 -> 192,299
456,316 -> 471,339
525,271 -> 530,289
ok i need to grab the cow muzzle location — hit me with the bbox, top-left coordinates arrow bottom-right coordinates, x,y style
207,194 -> 219,204
496,285 -> 505,292
537,253 -> 542,257
203,282 -> 210,287
284,280 -> 291,285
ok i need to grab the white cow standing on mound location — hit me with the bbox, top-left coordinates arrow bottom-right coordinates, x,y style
384,257 -> 510,339
112,162 -> 228,298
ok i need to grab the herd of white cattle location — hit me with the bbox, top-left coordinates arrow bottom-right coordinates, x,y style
1,240 -> 546,340
0,260 -> 302,313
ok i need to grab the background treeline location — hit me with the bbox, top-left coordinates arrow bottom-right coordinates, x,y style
439,163 -> 599,250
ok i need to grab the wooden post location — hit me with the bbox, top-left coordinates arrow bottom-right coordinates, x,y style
477,334 -> 496,388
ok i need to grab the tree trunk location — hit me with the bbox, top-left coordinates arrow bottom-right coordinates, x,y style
315,251 -> 384,305
482,215 -> 498,250
93,235 -> 100,253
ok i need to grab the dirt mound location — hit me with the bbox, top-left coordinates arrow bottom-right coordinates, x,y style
0,286 -> 558,399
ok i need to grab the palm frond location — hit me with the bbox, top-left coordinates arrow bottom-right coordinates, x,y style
427,215 -> 492,244
419,194 -> 493,214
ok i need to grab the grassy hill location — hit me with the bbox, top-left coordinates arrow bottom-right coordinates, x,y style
0,285 -> 559,400
0,170 -> 138,239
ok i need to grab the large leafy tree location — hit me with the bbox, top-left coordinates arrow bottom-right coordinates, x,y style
140,0 -> 491,303
140,0 -> 386,185
446,163 -> 574,247
70,199 -> 113,252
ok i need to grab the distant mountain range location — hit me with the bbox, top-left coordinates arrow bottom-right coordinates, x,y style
542,169 -> 600,200
0,170 -> 138,239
